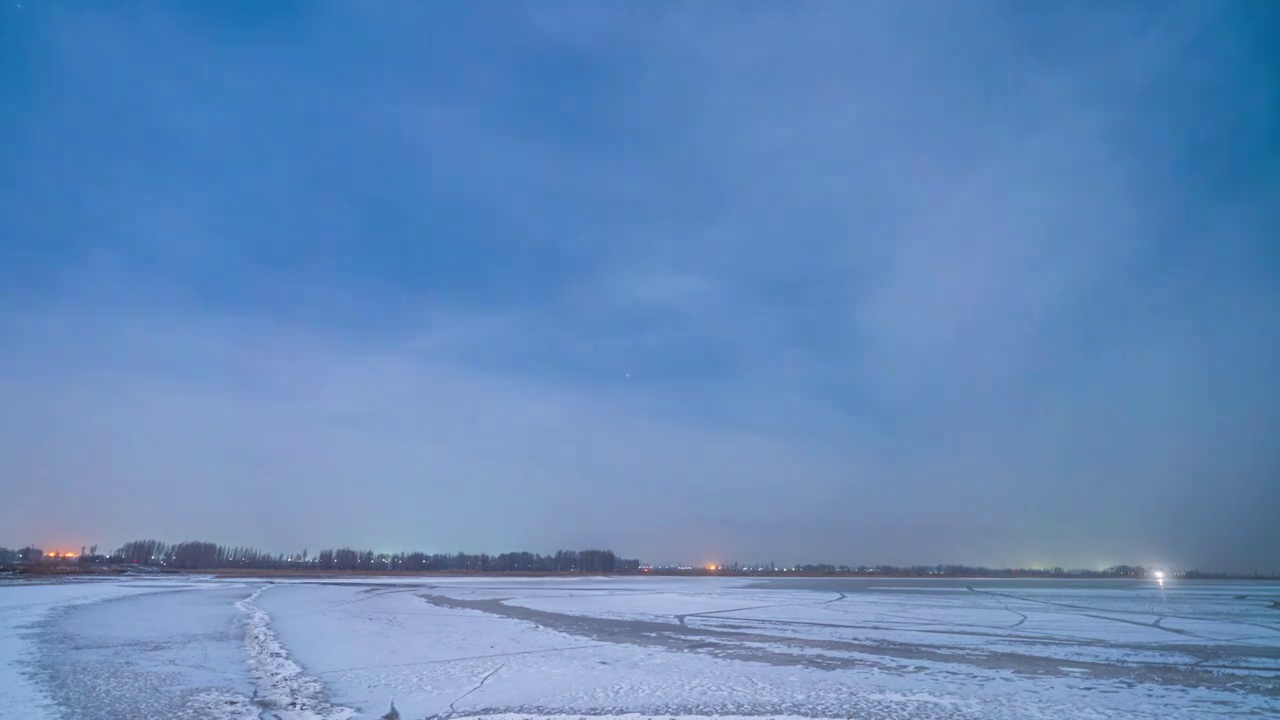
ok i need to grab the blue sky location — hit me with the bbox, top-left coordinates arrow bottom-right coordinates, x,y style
2,1 -> 1278,570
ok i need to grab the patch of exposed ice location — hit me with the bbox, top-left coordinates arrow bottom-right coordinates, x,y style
174,690 -> 261,720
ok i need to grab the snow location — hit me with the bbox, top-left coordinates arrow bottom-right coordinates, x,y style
238,586 -> 356,719
16,579 -> 261,720
2,576 -> 1278,719
0,578 -> 207,719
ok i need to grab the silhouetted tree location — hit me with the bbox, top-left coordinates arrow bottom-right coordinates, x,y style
18,546 -> 44,562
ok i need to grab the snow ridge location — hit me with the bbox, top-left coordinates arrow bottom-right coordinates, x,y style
236,586 -> 357,720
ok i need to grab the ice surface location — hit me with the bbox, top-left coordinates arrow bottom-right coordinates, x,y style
0,578 -> 217,719
21,580 -> 260,719
2,576 -> 1277,719
238,586 -> 356,719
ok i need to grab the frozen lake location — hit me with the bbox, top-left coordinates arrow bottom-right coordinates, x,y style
2,575 -> 1277,718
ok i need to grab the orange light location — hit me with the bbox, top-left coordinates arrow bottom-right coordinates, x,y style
708,564 -> 717,571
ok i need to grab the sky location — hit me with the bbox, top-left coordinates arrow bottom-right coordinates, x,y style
2,1 -> 1278,572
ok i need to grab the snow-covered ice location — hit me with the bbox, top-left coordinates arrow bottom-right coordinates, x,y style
238,586 -> 356,719
2,576 -> 1277,718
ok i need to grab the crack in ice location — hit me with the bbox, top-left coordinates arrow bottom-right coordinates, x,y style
448,661 -> 506,715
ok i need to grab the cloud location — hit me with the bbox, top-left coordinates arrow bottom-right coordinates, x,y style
1,1 -> 1277,570
0,304 -> 859,561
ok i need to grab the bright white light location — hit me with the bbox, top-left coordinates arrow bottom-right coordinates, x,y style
1154,571 -> 1165,579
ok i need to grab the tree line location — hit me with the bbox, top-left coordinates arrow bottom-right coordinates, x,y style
0,546 -> 46,563
657,562 -> 1271,579
4,545 -> 1270,579
69,540 -> 643,573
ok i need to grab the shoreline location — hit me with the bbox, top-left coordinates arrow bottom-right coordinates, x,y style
4,565 -> 1276,582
